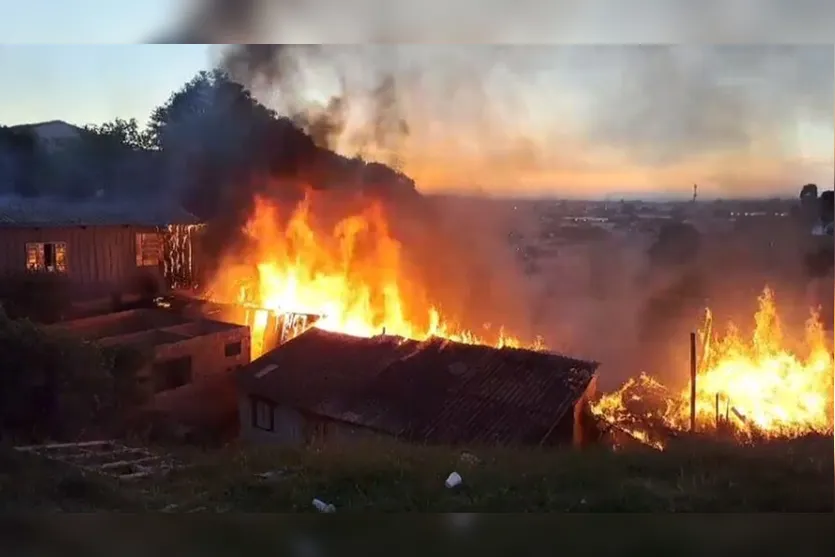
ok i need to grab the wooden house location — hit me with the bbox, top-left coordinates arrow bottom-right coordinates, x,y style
0,196 -> 201,306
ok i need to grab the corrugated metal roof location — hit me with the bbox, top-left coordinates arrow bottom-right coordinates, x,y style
237,328 -> 418,412
0,196 -> 201,227
237,328 -> 599,446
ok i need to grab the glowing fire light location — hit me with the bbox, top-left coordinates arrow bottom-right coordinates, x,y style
593,287 -> 834,448
208,192 -> 541,359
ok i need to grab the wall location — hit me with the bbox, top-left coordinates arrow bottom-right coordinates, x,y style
0,225 -> 164,299
238,397 -> 307,445
65,309 -> 251,400
238,396 -> 386,447
134,322 -> 250,399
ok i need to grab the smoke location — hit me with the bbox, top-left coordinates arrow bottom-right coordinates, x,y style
152,2 -> 834,197
149,1 -> 832,357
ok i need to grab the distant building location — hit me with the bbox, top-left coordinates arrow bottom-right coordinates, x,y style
0,196 -> 201,302
8,120 -> 86,153
236,328 -> 600,448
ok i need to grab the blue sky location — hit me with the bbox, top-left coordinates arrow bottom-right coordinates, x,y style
0,0 -> 207,126
0,44 -> 211,126
0,0 -> 174,44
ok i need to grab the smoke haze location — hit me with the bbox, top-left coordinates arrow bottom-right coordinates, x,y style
155,1 -> 833,197
148,1 -> 832,374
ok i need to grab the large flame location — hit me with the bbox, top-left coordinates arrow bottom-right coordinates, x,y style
208,192 -> 540,358
593,287 -> 834,448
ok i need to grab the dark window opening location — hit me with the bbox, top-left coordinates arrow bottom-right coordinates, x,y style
152,356 -> 192,394
224,341 -> 242,357
251,397 -> 274,431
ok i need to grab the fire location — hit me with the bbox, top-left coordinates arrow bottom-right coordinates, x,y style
593,287 -> 834,447
208,192 -> 539,359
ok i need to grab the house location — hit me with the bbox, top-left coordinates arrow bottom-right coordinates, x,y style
48,308 -> 250,398
48,308 -> 251,441
236,328 -> 600,448
0,195 -> 201,304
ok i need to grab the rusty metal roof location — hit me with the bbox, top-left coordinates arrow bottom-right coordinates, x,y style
237,328 -> 599,446
0,196 -> 201,227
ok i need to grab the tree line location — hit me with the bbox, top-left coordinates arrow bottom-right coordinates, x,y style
0,69 -> 416,219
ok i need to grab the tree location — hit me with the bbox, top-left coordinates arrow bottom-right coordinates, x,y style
147,69 -> 275,153
0,125 -> 38,197
0,306 -> 150,441
85,118 -> 153,151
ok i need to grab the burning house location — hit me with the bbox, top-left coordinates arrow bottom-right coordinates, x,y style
156,294 -> 322,360
236,327 -> 599,448
0,196 -> 201,316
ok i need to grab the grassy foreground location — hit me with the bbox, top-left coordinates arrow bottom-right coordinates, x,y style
0,434 -> 832,513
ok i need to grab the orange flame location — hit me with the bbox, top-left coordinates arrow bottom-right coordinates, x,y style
208,191 -> 541,359
593,287 -> 834,448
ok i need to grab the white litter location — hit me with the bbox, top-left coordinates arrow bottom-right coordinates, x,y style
312,498 -> 336,513
445,471 -> 463,489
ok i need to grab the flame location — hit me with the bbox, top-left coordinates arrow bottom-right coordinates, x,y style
593,287 -> 834,448
208,191 -> 541,359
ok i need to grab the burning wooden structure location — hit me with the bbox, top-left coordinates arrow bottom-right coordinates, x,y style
236,327 -> 600,448
155,293 -> 321,358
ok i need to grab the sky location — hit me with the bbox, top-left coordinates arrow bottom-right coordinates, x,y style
0,1 -> 832,198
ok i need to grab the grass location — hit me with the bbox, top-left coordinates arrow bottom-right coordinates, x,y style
1,434 -> 832,513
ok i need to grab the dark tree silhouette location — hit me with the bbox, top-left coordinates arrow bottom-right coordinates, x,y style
0,126 -> 38,197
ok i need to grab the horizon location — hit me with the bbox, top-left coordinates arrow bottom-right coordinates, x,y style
0,44 -> 832,200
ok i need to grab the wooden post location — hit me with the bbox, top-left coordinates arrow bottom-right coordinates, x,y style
690,332 -> 697,433
715,393 -> 720,430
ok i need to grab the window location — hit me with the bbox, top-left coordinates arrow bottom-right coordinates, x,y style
224,341 -> 242,357
151,356 -> 192,394
136,233 -> 162,267
25,242 -> 67,273
251,397 -> 274,431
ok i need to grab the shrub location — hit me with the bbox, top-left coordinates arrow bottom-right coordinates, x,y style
0,306 -> 150,442
0,272 -> 73,324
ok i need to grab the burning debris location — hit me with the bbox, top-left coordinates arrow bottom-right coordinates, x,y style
162,224 -> 202,290
593,287 -> 834,448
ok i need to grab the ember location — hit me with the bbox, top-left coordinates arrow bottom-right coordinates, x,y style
207,191 -> 543,359
593,287 -> 834,448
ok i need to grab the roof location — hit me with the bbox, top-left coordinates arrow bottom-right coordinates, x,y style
0,196 -> 202,227
237,328 -> 599,446
238,328 -> 416,411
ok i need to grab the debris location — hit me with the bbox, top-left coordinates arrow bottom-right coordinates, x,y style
256,469 -> 288,481
445,471 -> 463,489
13,440 -> 182,481
459,451 -> 481,465
312,498 -> 336,513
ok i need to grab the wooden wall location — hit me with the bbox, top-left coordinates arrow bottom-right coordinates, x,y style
0,225 -> 163,298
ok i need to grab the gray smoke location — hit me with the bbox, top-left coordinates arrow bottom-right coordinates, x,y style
151,0 -> 834,195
